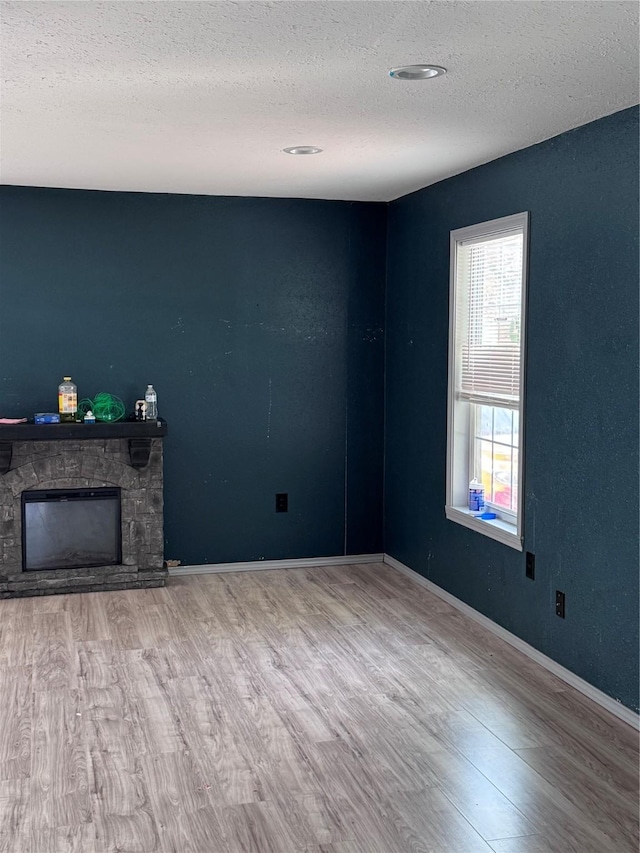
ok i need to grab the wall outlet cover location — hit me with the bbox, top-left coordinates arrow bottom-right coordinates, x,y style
526,552 -> 535,580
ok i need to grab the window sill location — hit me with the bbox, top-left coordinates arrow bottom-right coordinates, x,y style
445,505 -> 523,551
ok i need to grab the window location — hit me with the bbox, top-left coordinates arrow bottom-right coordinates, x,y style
446,212 -> 528,550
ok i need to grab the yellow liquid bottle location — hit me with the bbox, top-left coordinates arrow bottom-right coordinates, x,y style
58,376 -> 78,423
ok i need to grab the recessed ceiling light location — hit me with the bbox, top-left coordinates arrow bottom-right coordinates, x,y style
283,146 -> 323,155
389,65 -> 447,81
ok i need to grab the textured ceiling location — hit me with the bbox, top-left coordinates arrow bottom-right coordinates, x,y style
1,1 -> 638,202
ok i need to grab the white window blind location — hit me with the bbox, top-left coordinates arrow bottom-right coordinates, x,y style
455,229 -> 524,408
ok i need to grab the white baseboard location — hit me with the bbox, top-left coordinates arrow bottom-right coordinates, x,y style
169,553 -> 384,576
383,553 -> 639,730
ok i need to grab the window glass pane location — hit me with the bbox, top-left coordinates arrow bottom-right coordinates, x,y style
493,407 -> 513,445
512,409 -> 519,447
492,444 -> 513,509
477,439 -> 493,502
476,405 -> 493,438
473,404 -> 519,515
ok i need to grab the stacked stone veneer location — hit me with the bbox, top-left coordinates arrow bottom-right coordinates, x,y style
0,438 -> 166,598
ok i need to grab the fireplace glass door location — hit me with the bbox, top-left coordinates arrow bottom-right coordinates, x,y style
22,488 -> 122,571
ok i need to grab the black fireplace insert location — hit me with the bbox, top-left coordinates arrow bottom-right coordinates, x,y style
21,488 -> 122,572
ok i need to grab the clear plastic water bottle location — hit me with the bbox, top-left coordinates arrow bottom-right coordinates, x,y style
144,385 -> 158,420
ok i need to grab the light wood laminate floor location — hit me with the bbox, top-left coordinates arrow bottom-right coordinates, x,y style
0,562 -> 637,853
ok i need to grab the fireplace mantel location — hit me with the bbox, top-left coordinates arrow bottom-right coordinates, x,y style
0,419 -> 168,473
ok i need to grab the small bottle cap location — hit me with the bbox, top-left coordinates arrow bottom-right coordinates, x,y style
63,376 -> 71,381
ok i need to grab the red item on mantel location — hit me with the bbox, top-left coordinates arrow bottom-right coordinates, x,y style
0,418 -> 27,424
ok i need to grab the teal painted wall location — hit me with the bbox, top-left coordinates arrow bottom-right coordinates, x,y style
384,107 -> 639,712
0,189 -> 386,564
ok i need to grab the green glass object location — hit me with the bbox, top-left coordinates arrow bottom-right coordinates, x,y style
78,393 -> 126,423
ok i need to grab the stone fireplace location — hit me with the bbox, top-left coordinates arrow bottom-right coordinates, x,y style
0,421 -> 168,597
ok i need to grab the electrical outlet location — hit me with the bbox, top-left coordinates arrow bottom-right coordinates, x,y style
555,590 -> 566,619
275,493 -> 288,513
525,552 -> 535,580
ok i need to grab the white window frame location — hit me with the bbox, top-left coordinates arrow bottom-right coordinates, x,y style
445,212 -> 529,551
